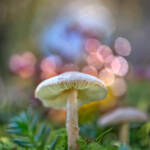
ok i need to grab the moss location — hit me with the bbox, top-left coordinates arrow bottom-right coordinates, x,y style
77,137 -> 87,150
0,137 -> 18,150
50,129 -> 104,150
50,128 -> 67,150
86,142 -> 102,150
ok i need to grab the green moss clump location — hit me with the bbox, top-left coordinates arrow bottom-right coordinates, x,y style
86,142 -> 102,150
50,128 -> 67,150
0,137 -> 18,150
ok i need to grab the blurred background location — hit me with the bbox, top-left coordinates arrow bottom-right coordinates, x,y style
0,0 -> 150,132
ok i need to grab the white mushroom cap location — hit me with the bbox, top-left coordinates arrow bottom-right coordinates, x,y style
98,107 -> 148,127
35,71 -> 107,109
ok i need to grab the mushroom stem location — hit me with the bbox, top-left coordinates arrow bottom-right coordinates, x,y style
119,122 -> 129,144
66,89 -> 79,150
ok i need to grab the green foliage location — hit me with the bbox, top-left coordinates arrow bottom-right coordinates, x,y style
137,122 -> 150,148
79,120 -> 117,144
3,109 -> 150,150
48,126 -> 118,150
0,137 -> 18,150
80,119 -> 100,139
96,128 -> 113,143
6,110 -> 51,150
126,80 -> 150,112
77,140 -> 118,150
77,137 -> 87,150
77,137 -> 116,150
49,128 -> 67,150
85,142 -> 102,150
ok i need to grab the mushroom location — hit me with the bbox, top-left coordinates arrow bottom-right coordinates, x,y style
35,71 -> 107,150
98,107 -> 148,144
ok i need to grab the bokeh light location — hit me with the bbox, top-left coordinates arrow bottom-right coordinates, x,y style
114,37 -> 131,56
40,57 -> 56,72
1,1 -> 150,149
86,51 -> 104,69
84,38 -> 100,53
40,56 -> 57,80
110,56 -> 122,74
9,52 -> 36,78
82,65 -> 98,76
98,45 -> 113,59
110,77 -> 127,97
104,54 -> 115,69
98,68 -> 115,86
48,55 -> 63,72
113,56 -> 129,77
105,56 -> 129,77
9,54 -> 22,73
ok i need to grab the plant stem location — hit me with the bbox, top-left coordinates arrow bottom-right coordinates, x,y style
66,89 -> 79,150
119,122 -> 129,144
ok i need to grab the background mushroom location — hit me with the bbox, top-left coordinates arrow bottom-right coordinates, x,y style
35,71 -> 107,150
98,107 -> 148,144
